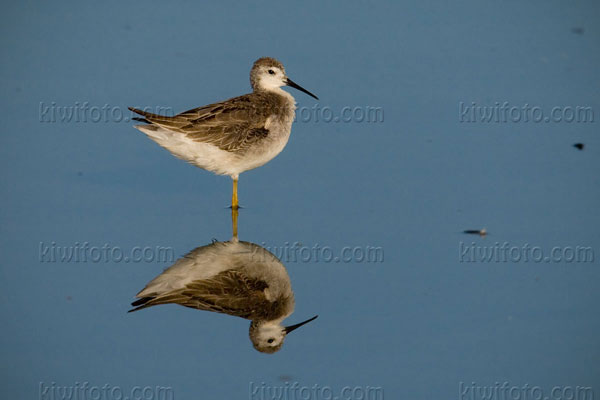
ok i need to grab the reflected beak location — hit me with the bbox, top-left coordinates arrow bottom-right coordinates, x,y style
286,78 -> 319,100
284,315 -> 318,334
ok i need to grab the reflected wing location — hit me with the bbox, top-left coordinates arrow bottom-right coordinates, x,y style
129,269 -> 282,320
128,94 -> 272,153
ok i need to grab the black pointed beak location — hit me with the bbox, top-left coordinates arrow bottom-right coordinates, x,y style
284,315 -> 318,334
286,78 -> 319,100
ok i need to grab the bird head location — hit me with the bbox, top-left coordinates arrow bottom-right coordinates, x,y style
249,315 -> 318,353
250,57 -> 318,100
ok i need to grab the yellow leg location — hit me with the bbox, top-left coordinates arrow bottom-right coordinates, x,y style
231,178 -> 239,209
231,206 -> 239,239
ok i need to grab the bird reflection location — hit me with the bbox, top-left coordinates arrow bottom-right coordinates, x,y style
129,208 -> 317,353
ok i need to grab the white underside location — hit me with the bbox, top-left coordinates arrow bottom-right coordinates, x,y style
135,93 -> 295,179
137,241 -> 292,305
135,125 -> 243,177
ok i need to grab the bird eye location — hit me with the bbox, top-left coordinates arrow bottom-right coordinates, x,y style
267,338 -> 275,343
268,69 -> 275,75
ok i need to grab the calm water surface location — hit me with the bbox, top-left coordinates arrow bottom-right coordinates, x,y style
1,1 -> 599,399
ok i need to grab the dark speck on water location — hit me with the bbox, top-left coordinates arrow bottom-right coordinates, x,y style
463,229 -> 487,237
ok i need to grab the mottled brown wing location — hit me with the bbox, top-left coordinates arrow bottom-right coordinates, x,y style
129,94 -> 271,153
133,270 -> 274,320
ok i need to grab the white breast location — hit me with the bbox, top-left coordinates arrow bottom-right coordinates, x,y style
235,90 -> 296,174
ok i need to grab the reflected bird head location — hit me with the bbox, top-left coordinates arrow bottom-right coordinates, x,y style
250,315 -> 318,354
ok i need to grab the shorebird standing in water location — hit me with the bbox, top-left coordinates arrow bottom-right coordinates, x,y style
128,57 -> 318,209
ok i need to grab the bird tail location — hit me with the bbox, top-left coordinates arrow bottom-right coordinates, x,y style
127,296 -> 155,313
128,106 -> 163,120
132,116 -> 151,124
128,107 -> 177,132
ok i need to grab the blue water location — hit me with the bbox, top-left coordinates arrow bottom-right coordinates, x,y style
2,1 -> 599,399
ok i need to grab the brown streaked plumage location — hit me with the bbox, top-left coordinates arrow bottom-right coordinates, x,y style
129,238 -> 318,353
129,92 -> 285,153
128,57 -> 318,209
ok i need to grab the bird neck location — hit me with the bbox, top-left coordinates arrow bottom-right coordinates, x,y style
253,86 -> 295,105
